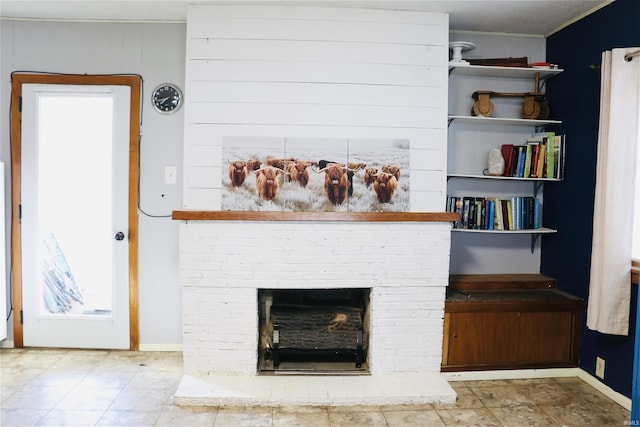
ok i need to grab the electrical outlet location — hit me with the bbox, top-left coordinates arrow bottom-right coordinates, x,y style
165,166 -> 177,184
596,357 -> 605,379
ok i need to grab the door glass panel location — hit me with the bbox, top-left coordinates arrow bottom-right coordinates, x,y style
37,94 -> 114,318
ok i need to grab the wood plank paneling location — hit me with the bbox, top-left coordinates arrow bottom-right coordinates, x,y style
185,125 -> 446,147
184,166 -> 219,189
187,81 -> 445,108
189,5 -> 446,24
188,18 -> 447,45
189,103 -> 444,128
410,171 -> 444,191
183,5 -> 449,210
188,39 -> 445,65
186,61 -> 446,87
183,188 -> 221,210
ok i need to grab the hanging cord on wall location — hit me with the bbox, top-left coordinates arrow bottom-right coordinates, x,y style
130,77 -> 175,218
135,76 -> 176,219
136,79 -> 176,219
137,132 -> 173,219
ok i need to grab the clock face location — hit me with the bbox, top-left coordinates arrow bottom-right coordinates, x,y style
152,84 -> 182,114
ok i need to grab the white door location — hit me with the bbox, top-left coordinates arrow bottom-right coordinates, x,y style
21,84 -> 130,349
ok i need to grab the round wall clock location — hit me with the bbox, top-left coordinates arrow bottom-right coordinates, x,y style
151,83 -> 183,114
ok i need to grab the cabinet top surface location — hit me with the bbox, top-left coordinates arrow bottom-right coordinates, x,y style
446,288 -> 582,303
449,273 -> 556,291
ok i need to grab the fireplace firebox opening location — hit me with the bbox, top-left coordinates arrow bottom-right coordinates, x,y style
258,288 -> 370,374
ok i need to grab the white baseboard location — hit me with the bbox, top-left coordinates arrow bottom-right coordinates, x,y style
443,368 -> 579,382
577,368 -> 632,411
138,343 -> 183,352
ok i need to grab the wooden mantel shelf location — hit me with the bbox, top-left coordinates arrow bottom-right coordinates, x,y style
172,211 -> 459,222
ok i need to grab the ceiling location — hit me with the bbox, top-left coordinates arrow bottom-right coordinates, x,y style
0,0 -> 614,36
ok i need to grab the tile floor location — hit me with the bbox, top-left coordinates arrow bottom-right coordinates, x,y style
0,348 -> 632,426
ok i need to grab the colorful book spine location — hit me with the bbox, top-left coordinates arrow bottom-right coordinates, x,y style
524,144 -> 533,178
507,200 -> 516,230
547,132 -> 556,178
501,144 -> 515,177
487,199 -> 495,230
517,147 -> 526,177
537,142 -> 546,178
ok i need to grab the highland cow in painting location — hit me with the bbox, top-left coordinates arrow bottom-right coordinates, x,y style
316,163 -> 351,205
286,161 -> 312,188
255,167 -> 283,201
373,172 -> 398,203
228,161 -> 248,187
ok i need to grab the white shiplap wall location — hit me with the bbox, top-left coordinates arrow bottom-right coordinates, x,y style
183,5 -> 449,211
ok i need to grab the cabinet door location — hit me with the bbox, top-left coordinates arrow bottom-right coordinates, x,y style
446,312 -> 520,367
517,311 -> 574,363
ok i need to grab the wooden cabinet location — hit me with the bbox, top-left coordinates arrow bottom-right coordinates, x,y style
442,274 -> 582,372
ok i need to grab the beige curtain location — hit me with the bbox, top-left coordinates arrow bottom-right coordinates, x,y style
587,48 -> 640,336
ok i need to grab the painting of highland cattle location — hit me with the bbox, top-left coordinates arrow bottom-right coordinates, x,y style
221,137 -> 410,212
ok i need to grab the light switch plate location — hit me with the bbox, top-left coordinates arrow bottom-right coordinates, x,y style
165,166 -> 177,184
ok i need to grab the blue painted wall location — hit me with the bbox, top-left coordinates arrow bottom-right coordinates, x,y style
544,0 -> 639,399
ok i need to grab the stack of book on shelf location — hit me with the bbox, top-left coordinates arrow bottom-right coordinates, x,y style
446,196 -> 542,231
501,132 -> 565,179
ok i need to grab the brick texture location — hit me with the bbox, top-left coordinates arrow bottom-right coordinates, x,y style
180,221 -> 450,375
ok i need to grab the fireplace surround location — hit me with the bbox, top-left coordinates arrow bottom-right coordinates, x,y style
173,211 -> 457,406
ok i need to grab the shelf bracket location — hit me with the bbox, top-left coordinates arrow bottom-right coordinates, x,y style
533,181 -> 543,197
531,233 -> 541,253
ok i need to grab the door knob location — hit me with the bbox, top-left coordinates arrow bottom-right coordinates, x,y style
114,231 -> 126,241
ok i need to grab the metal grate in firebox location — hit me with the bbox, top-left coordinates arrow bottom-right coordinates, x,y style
258,289 -> 371,375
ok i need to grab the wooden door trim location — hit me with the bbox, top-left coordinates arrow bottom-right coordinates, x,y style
10,73 -> 141,350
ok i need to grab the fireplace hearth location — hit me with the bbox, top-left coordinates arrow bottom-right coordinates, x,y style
259,289 -> 370,373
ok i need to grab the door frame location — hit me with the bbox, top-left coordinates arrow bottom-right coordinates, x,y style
10,73 -> 141,350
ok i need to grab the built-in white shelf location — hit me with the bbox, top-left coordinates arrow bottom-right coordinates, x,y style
447,173 -> 561,182
448,63 -> 564,255
448,115 -> 562,127
448,64 -> 564,80
451,226 -> 557,252
451,227 -> 557,234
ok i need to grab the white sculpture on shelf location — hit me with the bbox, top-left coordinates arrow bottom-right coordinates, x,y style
487,148 -> 505,176
449,41 -> 476,64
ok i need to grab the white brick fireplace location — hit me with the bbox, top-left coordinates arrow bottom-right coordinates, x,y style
174,4 -> 456,406
174,214 -> 456,405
